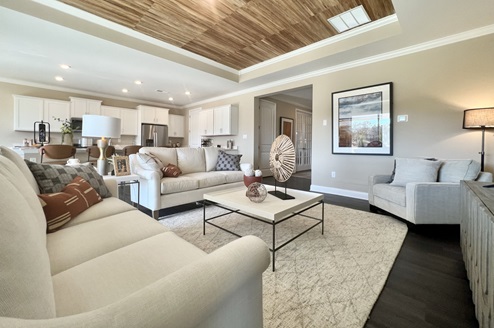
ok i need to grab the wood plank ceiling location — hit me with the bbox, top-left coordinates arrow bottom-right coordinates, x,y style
60,0 -> 395,70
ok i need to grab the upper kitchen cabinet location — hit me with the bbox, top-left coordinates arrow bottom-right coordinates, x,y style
101,105 -> 138,135
13,95 -> 70,132
213,104 -> 238,135
169,114 -> 185,138
137,105 -> 169,125
70,97 -> 102,117
200,104 -> 238,136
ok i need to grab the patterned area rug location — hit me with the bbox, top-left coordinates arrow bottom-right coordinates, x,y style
159,204 -> 407,328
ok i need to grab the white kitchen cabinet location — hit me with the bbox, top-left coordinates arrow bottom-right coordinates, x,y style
169,114 -> 185,138
213,104 -> 238,135
101,105 -> 138,135
199,108 -> 214,136
13,95 -> 70,132
200,104 -> 238,136
70,97 -> 102,117
137,105 -> 169,125
120,108 -> 138,135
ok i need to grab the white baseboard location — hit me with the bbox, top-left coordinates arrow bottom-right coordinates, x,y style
310,185 -> 368,200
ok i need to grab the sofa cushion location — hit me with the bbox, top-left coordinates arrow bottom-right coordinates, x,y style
373,184 -> 406,207
186,172 -> 227,188
63,197 -> 136,228
0,146 -> 40,194
438,159 -> 481,182
161,163 -> 182,177
47,211 -> 169,275
217,171 -> 244,183
204,146 -> 220,171
26,161 -> 112,198
0,156 -> 56,319
38,177 -> 102,233
177,147 -> 206,174
52,232 -> 206,316
161,176 -> 199,195
141,147 -> 177,167
390,158 -> 442,187
215,151 -> 242,171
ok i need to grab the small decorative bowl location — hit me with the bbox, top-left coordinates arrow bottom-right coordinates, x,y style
243,175 -> 262,187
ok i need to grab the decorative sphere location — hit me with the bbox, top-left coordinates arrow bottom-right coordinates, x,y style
254,169 -> 262,177
246,182 -> 268,203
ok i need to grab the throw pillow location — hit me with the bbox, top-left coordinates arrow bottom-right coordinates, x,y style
438,159 -> 481,182
161,163 -> 182,177
215,151 -> 242,171
136,152 -> 164,178
25,161 -> 111,198
390,158 -> 442,187
38,176 -> 102,232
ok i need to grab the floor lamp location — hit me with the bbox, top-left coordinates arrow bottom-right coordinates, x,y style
82,115 -> 121,175
463,107 -> 494,171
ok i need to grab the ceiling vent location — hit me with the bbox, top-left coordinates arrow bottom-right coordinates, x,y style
327,5 -> 371,33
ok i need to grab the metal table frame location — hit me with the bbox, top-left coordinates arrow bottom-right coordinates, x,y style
203,199 -> 324,271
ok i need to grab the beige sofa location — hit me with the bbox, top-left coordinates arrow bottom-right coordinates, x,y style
0,145 -> 270,327
369,158 -> 493,224
129,147 -> 244,219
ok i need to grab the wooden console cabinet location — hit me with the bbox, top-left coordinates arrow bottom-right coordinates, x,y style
460,180 -> 494,327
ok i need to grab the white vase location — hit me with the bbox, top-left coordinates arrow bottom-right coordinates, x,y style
62,133 -> 73,146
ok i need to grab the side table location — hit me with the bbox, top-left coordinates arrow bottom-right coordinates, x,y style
103,174 -> 140,208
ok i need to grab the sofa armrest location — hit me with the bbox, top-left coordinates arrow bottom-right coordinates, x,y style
477,171 -> 493,182
0,236 -> 270,328
368,175 -> 392,203
103,178 -> 118,198
406,182 -> 461,224
129,154 -> 162,213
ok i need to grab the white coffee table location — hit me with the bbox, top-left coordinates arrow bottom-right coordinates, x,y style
203,185 -> 324,271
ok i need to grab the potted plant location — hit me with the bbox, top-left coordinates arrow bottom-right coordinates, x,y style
53,117 -> 77,146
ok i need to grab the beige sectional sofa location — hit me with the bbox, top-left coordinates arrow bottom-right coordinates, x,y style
368,158 -> 493,224
0,145 -> 270,327
129,147 -> 244,219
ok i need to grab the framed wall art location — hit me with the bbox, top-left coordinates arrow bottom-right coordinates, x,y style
332,82 -> 393,155
113,156 -> 130,176
280,117 -> 294,140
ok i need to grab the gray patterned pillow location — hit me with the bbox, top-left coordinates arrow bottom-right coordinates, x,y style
215,151 -> 242,171
25,161 -> 111,198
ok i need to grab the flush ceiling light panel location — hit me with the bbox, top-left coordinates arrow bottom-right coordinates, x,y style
328,5 -> 371,33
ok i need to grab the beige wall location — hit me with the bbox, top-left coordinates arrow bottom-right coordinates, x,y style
1,34 -> 493,197
0,83 -> 185,146
188,34 -> 494,196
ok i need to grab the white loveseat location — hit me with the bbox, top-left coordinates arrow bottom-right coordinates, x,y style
130,147 -> 244,219
368,158 -> 493,224
0,145 -> 270,328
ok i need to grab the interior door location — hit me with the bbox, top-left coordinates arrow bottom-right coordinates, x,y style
258,100 -> 276,176
295,109 -> 312,171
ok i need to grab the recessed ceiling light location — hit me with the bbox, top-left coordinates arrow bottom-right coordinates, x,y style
327,5 -> 370,33
185,91 -> 191,95
122,88 -> 128,93
55,76 -> 64,81
156,89 -> 163,93
168,97 -> 174,101
60,64 -> 71,69
134,80 -> 143,85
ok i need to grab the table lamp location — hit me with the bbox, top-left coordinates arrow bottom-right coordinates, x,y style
82,115 -> 121,175
463,107 -> 494,171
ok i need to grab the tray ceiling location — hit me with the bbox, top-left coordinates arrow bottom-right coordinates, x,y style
59,0 -> 395,70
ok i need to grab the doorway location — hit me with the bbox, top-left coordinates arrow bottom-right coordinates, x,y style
258,99 -> 276,176
295,109 -> 312,171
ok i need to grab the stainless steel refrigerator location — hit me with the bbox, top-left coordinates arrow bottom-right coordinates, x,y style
141,123 -> 168,147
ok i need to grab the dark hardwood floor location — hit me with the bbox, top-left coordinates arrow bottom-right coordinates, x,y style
126,173 -> 479,327
263,174 -> 478,328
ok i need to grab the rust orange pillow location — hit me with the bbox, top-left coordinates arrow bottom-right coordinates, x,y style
38,176 -> 102,233
161,163 -> 182,178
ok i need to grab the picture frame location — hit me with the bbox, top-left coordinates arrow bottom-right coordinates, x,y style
113,155 -> 130,176
332,82 -> 393,155
280,117 -> 294,140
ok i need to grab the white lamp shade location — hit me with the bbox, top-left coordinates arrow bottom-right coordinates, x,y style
463,108 -> 494,129
82,115 -> 121,138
